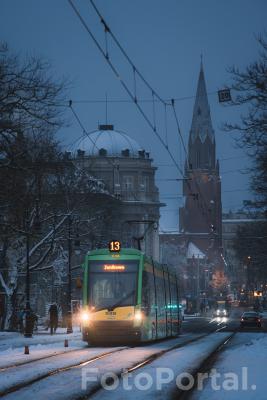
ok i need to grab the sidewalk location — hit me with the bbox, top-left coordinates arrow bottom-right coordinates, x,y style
0,326 -> 82,351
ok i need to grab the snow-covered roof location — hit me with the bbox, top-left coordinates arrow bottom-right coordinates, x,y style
73,125 -> 144,158
186,242 -> 206,259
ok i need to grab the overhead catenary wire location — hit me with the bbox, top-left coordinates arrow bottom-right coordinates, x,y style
68,0 -> 209,231
88,0 -> 168,106
68,0 -> 185,179
62,91 -> 218,105
68,0 -> 248,236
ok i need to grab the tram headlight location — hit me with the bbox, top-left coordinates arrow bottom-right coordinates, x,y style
81,311 -> 91,323
134,310 -> 143,322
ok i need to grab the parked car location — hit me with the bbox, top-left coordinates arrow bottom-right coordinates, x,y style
240,311 -> 262,328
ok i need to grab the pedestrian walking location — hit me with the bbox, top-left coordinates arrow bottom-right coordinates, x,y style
49,303 -> 58,335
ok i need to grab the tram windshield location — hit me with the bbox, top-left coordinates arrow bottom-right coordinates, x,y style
88,260 -> 139,310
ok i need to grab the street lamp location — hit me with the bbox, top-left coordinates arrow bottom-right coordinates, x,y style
67,215 -> 73,334
66,215 -> 80,334
24,212 -> 41,338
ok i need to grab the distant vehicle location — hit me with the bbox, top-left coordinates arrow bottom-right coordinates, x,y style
240,311 -> 262,328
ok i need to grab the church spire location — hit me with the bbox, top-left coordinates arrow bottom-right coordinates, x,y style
188,61 -> 216,170
189,61 -> 214,145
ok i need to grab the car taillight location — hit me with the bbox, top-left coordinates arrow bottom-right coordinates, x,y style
258,318 -> 261,322
241,318 -> 244,321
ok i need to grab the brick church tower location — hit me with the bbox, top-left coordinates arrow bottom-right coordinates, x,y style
179,62 -> 225,297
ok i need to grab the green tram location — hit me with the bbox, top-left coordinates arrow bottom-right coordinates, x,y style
81,245 -> 181,344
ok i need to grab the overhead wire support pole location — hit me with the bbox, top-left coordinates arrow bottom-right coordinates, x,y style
68,0 -> 184,179
24,229 -> 33,338
67,214 -> 73,334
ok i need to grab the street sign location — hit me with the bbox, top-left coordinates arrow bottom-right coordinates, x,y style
218,89 -> 231,103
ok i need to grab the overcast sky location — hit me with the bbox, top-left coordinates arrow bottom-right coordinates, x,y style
1,0 -> 266,231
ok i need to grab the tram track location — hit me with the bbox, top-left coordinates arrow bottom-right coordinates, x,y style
172,330 -> 238,400
0,325 -> 228,399
0,347 -> 127,398
0,345 -> 92,372
78,327 -> 229,400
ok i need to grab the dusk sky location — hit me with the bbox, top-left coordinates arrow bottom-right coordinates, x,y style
1,0 -> 266,231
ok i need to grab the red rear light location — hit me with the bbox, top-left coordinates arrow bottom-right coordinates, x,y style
258,318 -> 261,322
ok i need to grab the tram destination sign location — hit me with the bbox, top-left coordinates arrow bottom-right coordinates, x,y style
103,264 -> 126,272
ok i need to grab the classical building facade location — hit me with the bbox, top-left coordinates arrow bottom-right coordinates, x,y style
71,124 -> 163,261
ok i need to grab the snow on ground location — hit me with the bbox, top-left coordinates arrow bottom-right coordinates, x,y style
0,326 -> 82,352
190,332 -> 267,400
1,334 -> 204,400
0,346 -> 126,396
90,332 -> 232,400
0,326 -> 87,369
0,340 -> 87,369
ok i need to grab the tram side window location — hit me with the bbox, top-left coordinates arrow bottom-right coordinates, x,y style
142,269 -> 155,314
170,278 -> 178,312
164,271 -> 171,310
155,271 -> 166,317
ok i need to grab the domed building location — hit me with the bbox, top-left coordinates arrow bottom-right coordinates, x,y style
71,124 -> 163,260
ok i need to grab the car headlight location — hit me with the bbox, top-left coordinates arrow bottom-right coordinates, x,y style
223,309 -> 226,314
216,310 -> 220,315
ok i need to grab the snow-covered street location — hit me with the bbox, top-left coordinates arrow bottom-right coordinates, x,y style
0,315 -> 266,399
190,332 -> 267,400
0,329 -> 230,400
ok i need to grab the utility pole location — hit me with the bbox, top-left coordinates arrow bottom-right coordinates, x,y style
24,230 -> 33,338
196,255 -> 200,314
66,215 -> 73,334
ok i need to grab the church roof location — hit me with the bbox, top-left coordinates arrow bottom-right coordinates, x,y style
189,62 -> 215,144
73,125 -> 144,158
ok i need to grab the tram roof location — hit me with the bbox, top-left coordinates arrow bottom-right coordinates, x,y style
86,248 -> 143,257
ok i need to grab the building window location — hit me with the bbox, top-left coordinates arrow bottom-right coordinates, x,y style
139,175 -> 149,192
123,176 -> 134,191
